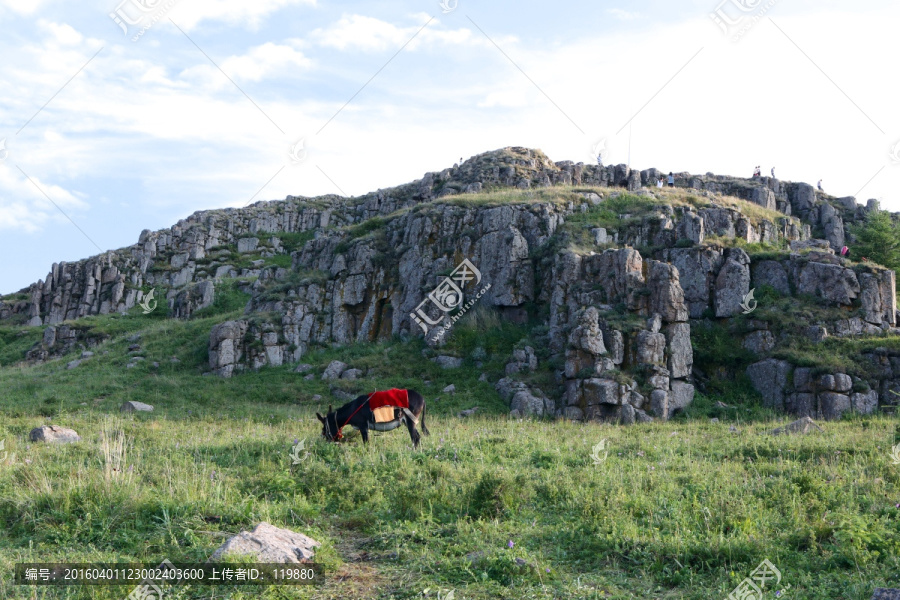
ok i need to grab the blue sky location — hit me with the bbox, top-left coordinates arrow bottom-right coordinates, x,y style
1,0 -> 898,293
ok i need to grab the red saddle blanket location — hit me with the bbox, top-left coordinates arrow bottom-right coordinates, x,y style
368,388 -> 410,410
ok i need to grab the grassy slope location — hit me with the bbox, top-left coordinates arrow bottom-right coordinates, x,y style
0,301 -> 898,600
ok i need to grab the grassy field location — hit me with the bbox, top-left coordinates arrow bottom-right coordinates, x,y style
1,307 -> 900,600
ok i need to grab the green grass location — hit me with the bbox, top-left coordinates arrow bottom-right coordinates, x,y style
1,310 -> 900,599
0,326 -> 43,367
1,180 -> 899,599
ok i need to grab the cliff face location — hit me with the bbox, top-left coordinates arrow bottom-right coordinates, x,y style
2,147 -> 898,424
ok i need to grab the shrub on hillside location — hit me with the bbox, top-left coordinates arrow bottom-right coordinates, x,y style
851,209 -> 900,271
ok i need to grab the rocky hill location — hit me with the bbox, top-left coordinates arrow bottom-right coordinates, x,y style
2,147 -> 898,424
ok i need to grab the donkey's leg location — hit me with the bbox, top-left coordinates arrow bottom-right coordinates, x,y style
404,417 -> 421,448
360,427 -> 369,444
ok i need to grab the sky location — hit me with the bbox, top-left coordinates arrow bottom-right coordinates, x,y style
1,0 -> 898,294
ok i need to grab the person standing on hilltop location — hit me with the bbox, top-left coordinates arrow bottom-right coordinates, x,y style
657,177 -> 664,188
818,179 -> 823,191
667,172 -> 675,187
771,167 -> 775,178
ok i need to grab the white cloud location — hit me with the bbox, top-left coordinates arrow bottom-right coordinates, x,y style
0,0 -> 48,16
169,0 -> 316,31
0,165 -> 86,232
38,20 -> 84,45
311,14 -> 411,52
607,8 -> 641,20
309,13 -> 517,52
219,42 -> 313,82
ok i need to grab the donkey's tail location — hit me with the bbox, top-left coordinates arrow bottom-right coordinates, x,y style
421,403 -> 430,436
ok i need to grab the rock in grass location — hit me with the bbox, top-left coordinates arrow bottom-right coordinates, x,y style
872,590 -> 900,600
209,522 -> 319,563
769,416 -> 824,436
120,401 -> 154,413
66,360 -> 82,370
458,407 -> 479,418
340,368 -> 363,380
321,360 -> 347,380
294,363 -> 313,374
432,356 -> 463,369
443,384 -> 456,394
29,425 -> 81,444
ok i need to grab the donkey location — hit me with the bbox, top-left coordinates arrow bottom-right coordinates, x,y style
316,389 -> 429,448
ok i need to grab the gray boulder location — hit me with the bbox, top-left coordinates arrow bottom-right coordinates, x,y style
851,391 -> 878,415
506,346 -> 538,375
635,331 -> 666,366
340,368 -> 363,380
714,248 -> 750,317
210,522 -> 320,563
743,330 -> 775,355
583,378 -> 621,406
568,308 -> 606,355
647,261 -> 688,323
793,367 -> 813,391
209,320 -> 248,378
29,425 -> 81,444
510,389 -> 554,417
819,392 -> 851,420
649,389 -> 668,419
795,262 -> 859,305
769,416 -> 823,435
120,401 -> 154,413
602,329 -> 625,365
668,381 -> 695,417
664,323 -> 692,379
746,359 -> 791,411
237,237 -> 259,253
432,356 -> 463,369
752,260 -> 790,296
664,247 -> 723,318
786,393 -> 815,417
321,360 -> 348,380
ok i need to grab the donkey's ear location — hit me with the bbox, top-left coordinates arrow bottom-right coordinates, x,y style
316,412 -> 325,423
328,404 -> 333,414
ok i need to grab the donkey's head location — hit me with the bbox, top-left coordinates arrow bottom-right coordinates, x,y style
316,405 -> 341,442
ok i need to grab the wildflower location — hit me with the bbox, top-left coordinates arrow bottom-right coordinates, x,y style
507,540 -> 514,549
294,439 -> 299,444
210,471 -> 216,481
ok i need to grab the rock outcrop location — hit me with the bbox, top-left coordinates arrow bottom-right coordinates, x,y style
3,146 -> 898,424
747,357 -> 892,421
